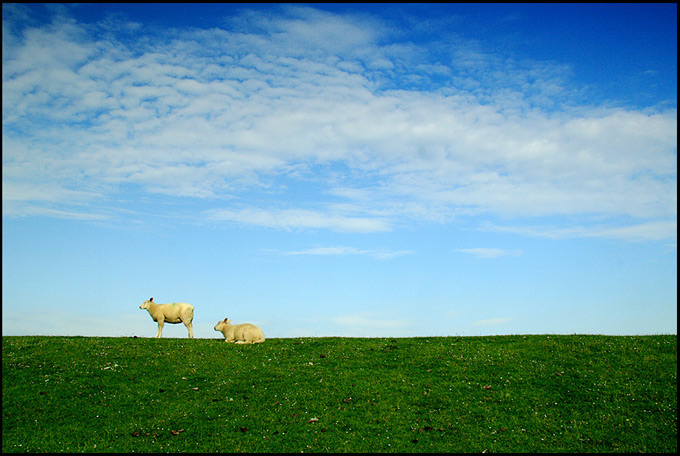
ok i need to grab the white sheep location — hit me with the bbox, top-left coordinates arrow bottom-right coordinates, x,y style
139,297 -> 194,338
214,318 -> 265,344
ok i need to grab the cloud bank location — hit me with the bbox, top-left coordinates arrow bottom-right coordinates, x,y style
3,5 -> 676,241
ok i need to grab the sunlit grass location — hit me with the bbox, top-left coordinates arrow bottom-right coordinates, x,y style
2,335 -> 676,453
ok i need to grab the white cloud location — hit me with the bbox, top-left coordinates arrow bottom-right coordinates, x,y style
205,208 -> 390,233
1,308 -> 144,337
595,220 -> 677,243
2,5 -> 676,241
454,248 -> 522,259
472,317 -> 513,327
329,311 -> 409,336
488,219 -> 677,243
2,206 -> 111,221
283,245 -> 414,259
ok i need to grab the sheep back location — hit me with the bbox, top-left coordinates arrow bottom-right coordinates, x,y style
214,320 -> 265,344
141,299 -> 194,323
158,302 -> 194,323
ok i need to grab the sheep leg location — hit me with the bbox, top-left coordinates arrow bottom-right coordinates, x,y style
185,321 -> 194,339
156,320 -> 164,338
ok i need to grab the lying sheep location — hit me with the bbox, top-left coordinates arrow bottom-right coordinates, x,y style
139,297 -> 194,338
214,318 -> 265,344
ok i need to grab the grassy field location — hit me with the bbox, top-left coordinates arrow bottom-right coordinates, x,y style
2,335 -> 676,453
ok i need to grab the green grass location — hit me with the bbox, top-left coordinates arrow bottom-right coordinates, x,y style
2,335 -> 676,453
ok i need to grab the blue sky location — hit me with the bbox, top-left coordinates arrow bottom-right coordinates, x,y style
2,3 -> 676,338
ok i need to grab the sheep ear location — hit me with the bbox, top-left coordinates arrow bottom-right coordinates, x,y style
224,318 -> 228,322
150,297 -> 153,301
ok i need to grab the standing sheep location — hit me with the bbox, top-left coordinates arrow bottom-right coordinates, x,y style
214,318 -> 265,344
139,297 -> 194,338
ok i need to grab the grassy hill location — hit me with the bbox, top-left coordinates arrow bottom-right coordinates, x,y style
2,335 -> 676,453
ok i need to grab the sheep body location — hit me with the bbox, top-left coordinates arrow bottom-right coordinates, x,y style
214,318 -> 265,344
139,297 -> 194,338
